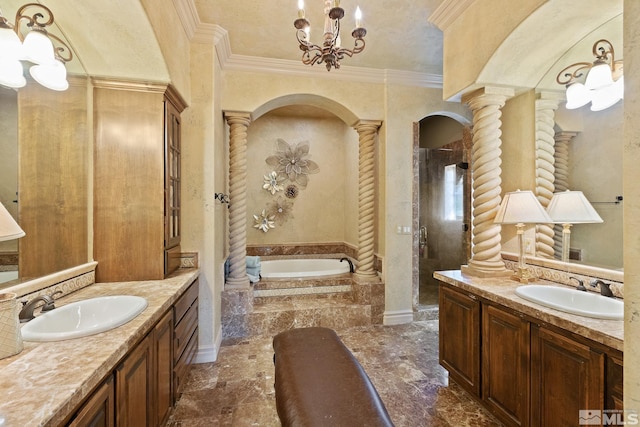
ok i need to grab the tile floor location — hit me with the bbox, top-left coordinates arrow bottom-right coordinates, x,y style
168,320 -> 502,426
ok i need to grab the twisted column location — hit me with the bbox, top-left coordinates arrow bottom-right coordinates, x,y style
224,112 -> 252,289
354,120 -> 382,279
534,96 -> 560,259
462,88 -> 512,275
552,131 -> 578,258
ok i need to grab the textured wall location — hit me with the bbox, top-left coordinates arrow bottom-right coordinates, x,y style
245,113 -> 358,246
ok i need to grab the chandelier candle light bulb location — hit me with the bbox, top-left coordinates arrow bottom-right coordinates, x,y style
355,6 -> 362,28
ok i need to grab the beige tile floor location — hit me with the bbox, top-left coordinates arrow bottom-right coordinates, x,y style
168,320 -> 502,426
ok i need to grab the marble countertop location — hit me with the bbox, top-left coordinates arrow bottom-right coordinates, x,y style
0,268 -> 199,427
434,270 -> 623,352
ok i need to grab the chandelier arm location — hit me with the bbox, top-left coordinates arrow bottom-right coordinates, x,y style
47,32 -> 73,63
556,62 -> 592,86
15,3 -> 54,39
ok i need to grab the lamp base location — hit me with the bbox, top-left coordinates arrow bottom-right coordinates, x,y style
511,266 -> 537,283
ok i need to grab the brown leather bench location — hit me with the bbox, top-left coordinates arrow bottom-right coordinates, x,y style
272,327 -> 395,427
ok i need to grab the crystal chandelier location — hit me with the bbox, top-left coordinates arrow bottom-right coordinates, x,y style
294,0 -> 366,71
556,39 -> 623,111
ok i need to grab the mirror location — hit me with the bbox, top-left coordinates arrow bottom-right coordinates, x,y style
0,78 -> 91,289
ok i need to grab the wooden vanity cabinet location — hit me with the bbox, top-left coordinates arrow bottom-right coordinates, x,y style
439,285 -> 481,397
482,304 -> 530,427
93,82 -> 187,283
439,282 -> 617,427
173,279 -> 199,400
66,280 -> 198,427
530,326 -> 604,427
68,376 -> 115,427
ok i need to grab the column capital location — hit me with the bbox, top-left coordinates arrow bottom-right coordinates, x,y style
224,111 -> 252,125
461,86 -> 515,105
354,119 -> 382,132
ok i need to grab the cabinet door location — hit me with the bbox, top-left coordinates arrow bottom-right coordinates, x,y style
439,284 -> 481,396
116,334 -> 153,426
606,354 -> 623,410
68,376 -> 115,427
482,304 -> 530,427
164,99 -> 181,252
531,326 -> 604,427
154,310 -> 174,426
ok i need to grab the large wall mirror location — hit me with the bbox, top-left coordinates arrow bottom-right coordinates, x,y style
0,79 -> 91,289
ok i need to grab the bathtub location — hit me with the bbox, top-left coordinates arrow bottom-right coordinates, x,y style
260,258 -> 351,279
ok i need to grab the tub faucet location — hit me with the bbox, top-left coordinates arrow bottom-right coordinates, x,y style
19,292 -> 61,322
590,279 -> 615,298
340,257 -> 354,273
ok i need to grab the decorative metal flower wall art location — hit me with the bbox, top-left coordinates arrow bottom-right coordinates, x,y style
253,209 -> 276,233
263,171 -> 285,195
266,139 -> 320,188
285,184 -> 299,199
267,196 -> 293,223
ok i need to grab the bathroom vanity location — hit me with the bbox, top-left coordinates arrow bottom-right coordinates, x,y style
435,270 -> 623,427
0,269 -> 199,427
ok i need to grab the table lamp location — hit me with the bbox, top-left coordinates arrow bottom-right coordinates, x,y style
0,201 -> 24,242
546,190 -> 603,262
494,190 -> 552,283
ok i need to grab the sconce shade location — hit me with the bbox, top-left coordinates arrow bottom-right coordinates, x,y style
29,59 -> 69,91
22,29 -> 55,65
0,57 -> 26,88
0,25 -> 23,60
584,62 -> 614,90
494,190 -> 552,225
565,82 -> 591,110
0,202 -> 25,242
546,190 -> 603,224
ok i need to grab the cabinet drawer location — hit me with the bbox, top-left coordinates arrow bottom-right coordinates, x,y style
174,327 -> 198,397
174,300 -> 198,361
174,280 -> 198,325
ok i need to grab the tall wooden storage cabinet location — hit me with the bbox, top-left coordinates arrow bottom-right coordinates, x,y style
93,81 -> 187,282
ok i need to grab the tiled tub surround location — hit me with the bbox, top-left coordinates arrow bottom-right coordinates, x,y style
0,268 -> 199,427
434,270 -> 623,351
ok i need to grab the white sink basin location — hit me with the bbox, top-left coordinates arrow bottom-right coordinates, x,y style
21,295 -> 148,342
515,285 -> 623,320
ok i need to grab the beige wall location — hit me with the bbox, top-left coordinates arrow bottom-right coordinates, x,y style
245,113 -> 359,247
624,0 -> 640,407
0,88 -> 18,254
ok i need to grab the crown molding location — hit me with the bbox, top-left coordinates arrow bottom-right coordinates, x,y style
428,0 -> 476,31
173,0 -> 443,88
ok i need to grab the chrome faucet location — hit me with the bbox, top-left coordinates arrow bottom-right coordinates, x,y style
19,291 -> 62,322
590,279 -> 615,298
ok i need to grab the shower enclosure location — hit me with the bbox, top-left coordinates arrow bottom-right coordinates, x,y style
418,140 -> 469,308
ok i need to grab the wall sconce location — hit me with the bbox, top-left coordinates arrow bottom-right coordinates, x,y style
546,190 -> 603,262
0,3 -> 72,91
494,190 -> 552,283
0,201 -> 25,242
556,39 -> 623,111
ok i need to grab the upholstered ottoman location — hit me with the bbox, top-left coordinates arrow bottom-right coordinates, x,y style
273,327 -> 394,427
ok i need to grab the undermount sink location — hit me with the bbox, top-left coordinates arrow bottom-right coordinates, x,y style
515,285 -> 623,320
21,295 -> 148,342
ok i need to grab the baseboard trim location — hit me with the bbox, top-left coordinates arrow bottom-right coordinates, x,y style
195,324 -> 222,363
383,309 -> 414,325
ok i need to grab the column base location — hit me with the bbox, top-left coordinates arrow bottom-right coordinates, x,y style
354,271 -> 381,283
225,276 -> 251,290
461,264 -> 514,278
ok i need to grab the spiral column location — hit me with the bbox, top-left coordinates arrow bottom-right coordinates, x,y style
224,112 -> 252,289
355,120 -> 382,279
462,88 -> 513,275
552,131 -> 578,257
534,96 -> 560,259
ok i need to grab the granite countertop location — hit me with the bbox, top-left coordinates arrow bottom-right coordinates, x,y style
0,268 -> 199,427
434,270 -> 623,352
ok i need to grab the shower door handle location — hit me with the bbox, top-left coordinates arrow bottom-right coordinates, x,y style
419,226 -> 428,248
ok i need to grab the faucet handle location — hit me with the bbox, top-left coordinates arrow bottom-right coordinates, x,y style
569,276 -> 586,291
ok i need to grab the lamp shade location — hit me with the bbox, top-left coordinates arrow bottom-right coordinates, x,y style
22,28 -> 55,65
0,202 -> 25,242
494,190 -> 552,224
584,62 -> 614,90
546,190 -> 603,224
565,82 -> 591,110
29,59 -> 69,91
